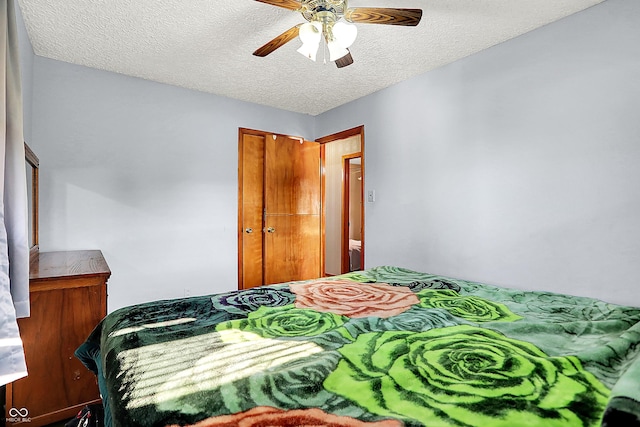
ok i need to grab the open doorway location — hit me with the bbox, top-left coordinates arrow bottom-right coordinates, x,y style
317,126 -> 364,276
343,154 -> 362,272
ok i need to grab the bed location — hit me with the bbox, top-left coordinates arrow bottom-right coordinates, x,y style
76,266 -> 640,427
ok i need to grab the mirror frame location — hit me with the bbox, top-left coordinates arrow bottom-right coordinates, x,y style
25,142 -> 39,260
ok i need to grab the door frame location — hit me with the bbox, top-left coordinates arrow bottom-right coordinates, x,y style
316,125 -> 365,275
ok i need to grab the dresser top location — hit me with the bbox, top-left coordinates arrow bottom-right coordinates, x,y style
30,250 -> 111,280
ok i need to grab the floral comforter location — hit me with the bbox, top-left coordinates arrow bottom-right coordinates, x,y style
86,266 -> 640,427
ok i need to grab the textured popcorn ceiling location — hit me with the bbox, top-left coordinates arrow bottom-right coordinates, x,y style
18,0 -> 603,116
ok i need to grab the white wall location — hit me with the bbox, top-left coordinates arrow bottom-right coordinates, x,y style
315,0 -> 640,306
31,58 -> 314,311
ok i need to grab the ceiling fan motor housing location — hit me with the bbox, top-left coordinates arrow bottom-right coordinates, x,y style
301,0 -> 347,22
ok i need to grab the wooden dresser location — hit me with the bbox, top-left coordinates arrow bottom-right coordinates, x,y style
5,250 -> 110,427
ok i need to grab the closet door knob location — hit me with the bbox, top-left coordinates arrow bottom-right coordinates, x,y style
245,228 -> 253,234
266,227 -> 276,233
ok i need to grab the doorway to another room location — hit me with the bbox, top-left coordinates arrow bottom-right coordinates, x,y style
317,126 -> 364,276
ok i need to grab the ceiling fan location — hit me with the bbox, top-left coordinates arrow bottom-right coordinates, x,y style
252,0 -> 422,68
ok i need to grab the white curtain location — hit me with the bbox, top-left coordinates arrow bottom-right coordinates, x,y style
0,0 -> 28,386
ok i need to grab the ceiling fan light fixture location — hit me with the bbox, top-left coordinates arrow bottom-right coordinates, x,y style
332,21 -> 357,49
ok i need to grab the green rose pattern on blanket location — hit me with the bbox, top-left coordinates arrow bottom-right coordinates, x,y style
417,289 -> 523,322
97,266 -> 640,427
324,325 -> 610,427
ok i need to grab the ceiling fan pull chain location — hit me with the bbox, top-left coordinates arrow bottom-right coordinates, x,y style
323,36 -> 327,64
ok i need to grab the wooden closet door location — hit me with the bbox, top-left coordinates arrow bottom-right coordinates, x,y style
239,133 -> 265,289
264,135 -> 321,285
239,130 -> 322,289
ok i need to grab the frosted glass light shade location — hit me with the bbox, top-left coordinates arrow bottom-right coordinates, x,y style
297,41 -> 320,61
328,40 -> 349,61
297,22 -> 322,60
298,22 -> 322,45
332,21 -> 357,48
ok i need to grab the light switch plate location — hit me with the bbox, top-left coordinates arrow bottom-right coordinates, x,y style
367,190 -> 376,203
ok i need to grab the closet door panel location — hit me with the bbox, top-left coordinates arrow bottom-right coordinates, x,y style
240,133 -> 265,289
263,214 -> 321,285
264,135 -> 321,284
265,136 -> 321,215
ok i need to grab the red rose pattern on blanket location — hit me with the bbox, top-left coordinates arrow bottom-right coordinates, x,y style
166,406 -> 402,427
290,280 -> 419,318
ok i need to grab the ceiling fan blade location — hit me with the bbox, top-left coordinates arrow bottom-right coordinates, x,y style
335,51 -> 354,68
345,8 -> 422,26
253,25 -> 301,57
254,0 -> 301,11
